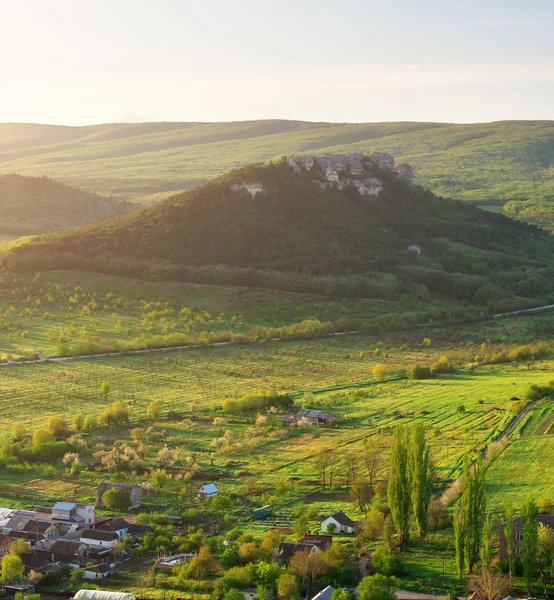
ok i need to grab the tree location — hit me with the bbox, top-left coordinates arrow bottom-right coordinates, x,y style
372,363 -> 389,382
223,590 -> 244,600
357,574 -> 399,600
331,590 -> 353,600
261,529 -> 281,555
387,426 -> 410,552
454,455 -> 487,576
151,470 -> 169,493
146,400 -> 163,420
73,413 -> 85,431
289,550 -> 326,599
351,479 -> 374,515
11,423 -> 26,441
409,423 -> 432,541
295,515 -> 309,539
100,381 -> 111,400
315,451 -> 333,488
521,496 -> 539,595
102,488 -> 131,511
469,566 -> 507,600
370,546 -> 402,576
277,572 -> 299,600
8,539 -> 30,556
538,522 -> 554,579
503,502 -> 515,591
361,508 -> 386,540
45,416 -> 67,437
1,553 -> 24,583
32,427 -> 54,445
361,440 -> 383,485
213,417 -> 228,432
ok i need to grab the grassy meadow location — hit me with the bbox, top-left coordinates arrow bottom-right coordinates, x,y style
2,120 -> 554,207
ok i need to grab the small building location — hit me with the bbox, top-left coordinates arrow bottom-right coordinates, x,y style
297,409 -> 330,426
197,483 -> 219,501
312,586 -> 335,600
499,514 -> 554,558
99,517 -> 130,540
321,511 -> 357,534
0,533 -> 14,557
80,529 -> 119,549
96,483 -> 142,510
52,502 -> 95,526
83,563 -> 114,580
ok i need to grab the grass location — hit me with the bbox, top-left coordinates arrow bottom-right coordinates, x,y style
1,120 -> 554,207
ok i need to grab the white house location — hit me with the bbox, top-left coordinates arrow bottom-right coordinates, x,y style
100,517 -> 130,540
80,529 -> 119,548
82,563 -> 114,579
197,483 -> 219,501
320,511 -> 357,534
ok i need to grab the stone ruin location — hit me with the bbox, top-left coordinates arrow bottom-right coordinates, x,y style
230,181 -> 265,198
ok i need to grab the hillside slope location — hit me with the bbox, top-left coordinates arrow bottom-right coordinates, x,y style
0,174 -> 134,234
5,157 -> 554,310
1,120 -> 554,207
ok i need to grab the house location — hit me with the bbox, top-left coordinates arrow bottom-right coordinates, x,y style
269,414 -> 295,426
80,529 -> 119,549
46,539 -> 88,567
0,534 -> 14,556
297,533 -> 333,551
312,586 -> 335,600
296,409 -> 331,426
51,502 -> 95,526
83,563 -> 114,579
499,514 -> 554,558
21,551 -> 56,574
96,483 -> 142,510
21,519 -> 60,542
278,542 -> 321,561
197,483 -> 219,501
99,517 -> 130,540
321,511 -> 357,534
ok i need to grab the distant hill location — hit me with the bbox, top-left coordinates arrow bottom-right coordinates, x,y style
0,174 -> 134,235
1,120 -> 554,213
5,156 -> 554,312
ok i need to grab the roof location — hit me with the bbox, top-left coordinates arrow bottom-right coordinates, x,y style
199,483 -> 218,494
298,533 -> 333,550
312,585 -> 335,600
278,542 -> 317,560
9,530 -> 45,542
324,511 -> 357,527
22,520 -> 59,534
0,533 -> 13,545
50,539 -> 84,555
297,409 -> 330,420
75,591 -> 135,600
53,502 -> 77,511
81,529 -> 119,542
21,552 -> 54,570
101,518 -> 130,532
84,563 -> 113,574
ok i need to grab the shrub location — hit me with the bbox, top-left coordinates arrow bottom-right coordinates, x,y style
370,545 -> 402,577
430,356 -> 454,374
407,364 -> 432,380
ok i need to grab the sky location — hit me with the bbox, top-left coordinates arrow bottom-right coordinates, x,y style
1,0 -> 554,125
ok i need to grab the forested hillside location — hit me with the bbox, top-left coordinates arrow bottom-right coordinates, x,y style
1,120 -> 554,216
5,158 -> 554,311
0,174 -> 134,234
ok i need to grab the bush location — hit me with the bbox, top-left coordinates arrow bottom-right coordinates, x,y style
370,546 -> 402,576
407,364 -> 432,380
430,356 -> 454,374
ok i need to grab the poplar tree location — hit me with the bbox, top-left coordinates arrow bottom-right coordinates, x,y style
387,426 -> 411,552
454,455 -> 487,575
409,423 -> 432,541
521,496 -> 539,595
503,502 -> 515,591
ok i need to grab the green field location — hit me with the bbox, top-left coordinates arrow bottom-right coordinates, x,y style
2,120 -> 554,208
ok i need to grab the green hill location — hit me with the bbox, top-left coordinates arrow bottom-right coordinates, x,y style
1,120 -> 554,213
0,174 -> 134,235
5,157 -> 554,312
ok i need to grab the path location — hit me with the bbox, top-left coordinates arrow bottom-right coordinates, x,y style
1,302 -> 553,368
493,399 -> 539,443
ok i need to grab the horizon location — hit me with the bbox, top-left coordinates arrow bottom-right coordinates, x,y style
2,0 -> 554,125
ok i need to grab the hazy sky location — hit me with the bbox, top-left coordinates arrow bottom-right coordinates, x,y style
2,0 -> 554,125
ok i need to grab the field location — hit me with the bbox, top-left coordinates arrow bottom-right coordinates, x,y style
1,120 -> 554,207
0,272 -> 552,597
